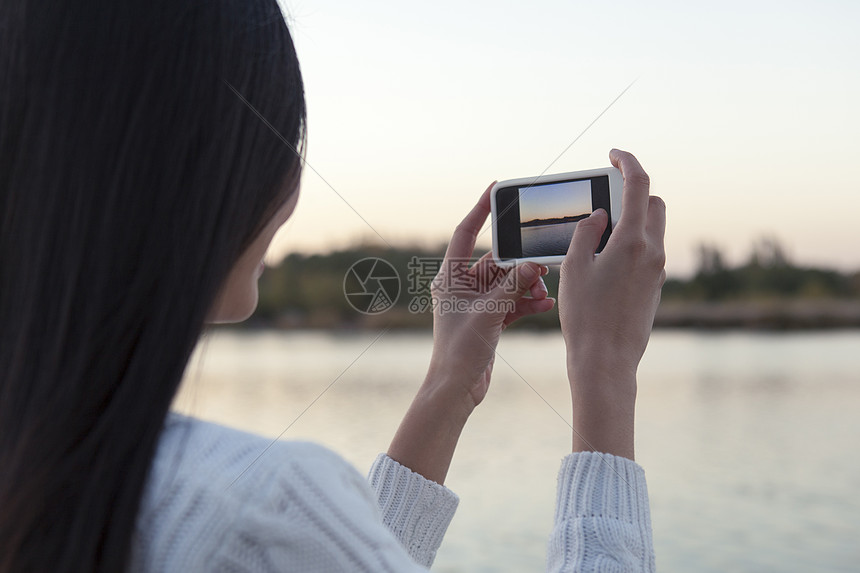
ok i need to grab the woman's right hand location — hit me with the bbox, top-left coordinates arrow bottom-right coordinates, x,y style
558,149 -> 666,460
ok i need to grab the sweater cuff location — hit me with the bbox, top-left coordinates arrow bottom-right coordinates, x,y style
553,451 -> 655,571
368,453 -> 459,568
555,451 -> 650,523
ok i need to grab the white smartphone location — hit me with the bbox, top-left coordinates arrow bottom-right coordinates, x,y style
490,167 -> 623,267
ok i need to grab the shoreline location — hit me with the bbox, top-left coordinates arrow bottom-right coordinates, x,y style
654,299 -> 860,330
238,299 -> 860,332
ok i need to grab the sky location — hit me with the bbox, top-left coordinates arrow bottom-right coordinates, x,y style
519,180 -> 592,223
269,0 -> 860,277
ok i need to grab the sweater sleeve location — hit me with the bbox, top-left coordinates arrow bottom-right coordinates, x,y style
367,454 -> 459,567
130,415 -> 437,573
204,443 -> 437,573
547,451 -> 656,572
364,452 -> 654,572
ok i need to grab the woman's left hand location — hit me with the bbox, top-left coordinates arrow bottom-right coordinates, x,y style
387,183 -> 555,484
424,183 -> 554,412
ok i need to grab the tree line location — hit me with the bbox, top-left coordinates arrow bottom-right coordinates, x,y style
663,237 -> 860,301
244,238 -> 859,330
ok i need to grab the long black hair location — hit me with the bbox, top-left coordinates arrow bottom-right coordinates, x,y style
0,0 -> 306,570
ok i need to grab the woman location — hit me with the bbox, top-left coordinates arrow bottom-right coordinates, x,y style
0,0 -> 665,571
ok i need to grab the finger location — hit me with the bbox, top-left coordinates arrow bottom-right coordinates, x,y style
444,181 -> 495,261
610,148 -> 650,231
646,195 -> 667,243
470,251 -> 495,269
470,251 -> 507,290
565,208 -> 608,269
502,297 -> 556,328
529,275 -> 548,300
493,261 -> 541,302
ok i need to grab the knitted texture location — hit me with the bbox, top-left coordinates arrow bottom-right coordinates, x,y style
128,414 -> 655,571
368,453 -> 459,566
548,451 -> 656,572
129,414 -> 442,572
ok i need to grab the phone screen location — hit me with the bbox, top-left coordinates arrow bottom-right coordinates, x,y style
495,175 -> 612,260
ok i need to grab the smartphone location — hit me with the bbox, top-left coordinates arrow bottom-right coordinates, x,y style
490,167 -> 622,267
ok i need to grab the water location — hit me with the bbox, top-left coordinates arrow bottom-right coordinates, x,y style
520,221 -> 577,257
176,330 -> 860,572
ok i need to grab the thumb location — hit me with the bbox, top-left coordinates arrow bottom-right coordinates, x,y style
494,262 -> 540,301
567,209 -> 609,268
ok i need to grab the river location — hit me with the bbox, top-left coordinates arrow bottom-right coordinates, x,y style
176,329 -> 860,572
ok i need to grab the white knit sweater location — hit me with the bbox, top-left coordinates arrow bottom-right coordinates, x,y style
129,414 -> 655,572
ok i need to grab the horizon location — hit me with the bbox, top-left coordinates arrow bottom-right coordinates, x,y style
266,236 -> 860,281
519,179 -> 593,223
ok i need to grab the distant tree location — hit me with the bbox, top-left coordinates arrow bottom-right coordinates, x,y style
692,243 -> 740,300
696,243 -> 728,274
748,236 -> 790,268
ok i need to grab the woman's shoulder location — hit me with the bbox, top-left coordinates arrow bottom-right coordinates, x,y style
151,412 -> 357,488
129,413 -> 382,572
